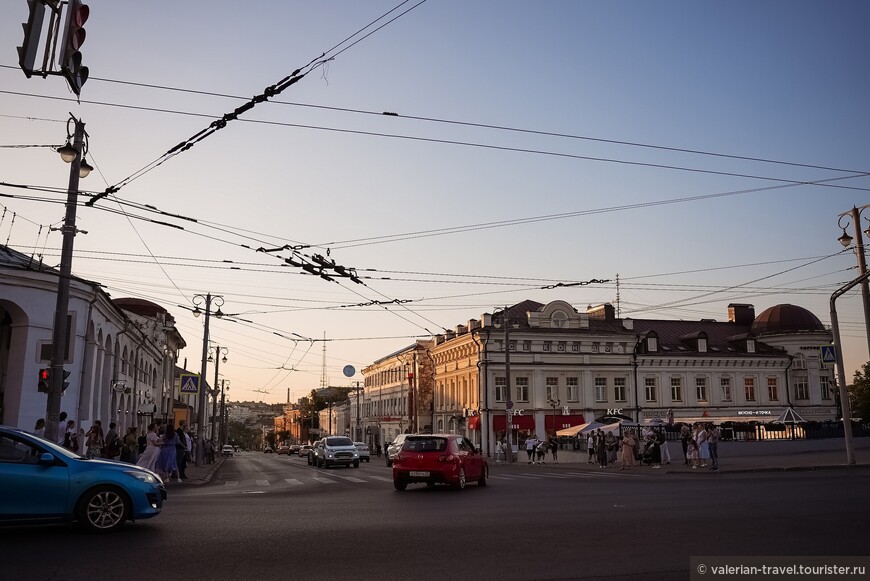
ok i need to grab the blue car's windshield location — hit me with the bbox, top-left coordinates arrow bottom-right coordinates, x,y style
24,430 -> 83,459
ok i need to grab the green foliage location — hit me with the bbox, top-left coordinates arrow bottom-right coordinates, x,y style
850,362 -> 870,421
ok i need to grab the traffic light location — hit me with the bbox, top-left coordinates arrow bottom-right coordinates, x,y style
62,369 -> 72,392
59,0 -> 89,95
18,0 -> 46,77
37,368 -> 51,393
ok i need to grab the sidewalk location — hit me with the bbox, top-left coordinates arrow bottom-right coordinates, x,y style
164,456 -> 225,486
497,438 -> 870,474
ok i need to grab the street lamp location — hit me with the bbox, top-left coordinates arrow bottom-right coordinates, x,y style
219,380 -> 230,446
208,345 -> 228,443
492,307 -> 519,464
192,293 -> 224,466
837,206 -> 870,357
548,398 -> 561,438
45,115 -> 90,444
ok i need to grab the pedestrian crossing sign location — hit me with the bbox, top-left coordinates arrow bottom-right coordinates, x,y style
820,345 -> 836,366
179,373 -> 200,394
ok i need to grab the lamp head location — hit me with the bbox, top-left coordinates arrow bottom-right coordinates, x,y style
839,228 -> 853,248
58,141 -> 77,163
78,157 -> 93,178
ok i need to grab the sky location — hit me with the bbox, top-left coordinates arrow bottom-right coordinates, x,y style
1,1 -> 869,404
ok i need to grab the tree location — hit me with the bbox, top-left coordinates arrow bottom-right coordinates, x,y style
849,362 -> 870,421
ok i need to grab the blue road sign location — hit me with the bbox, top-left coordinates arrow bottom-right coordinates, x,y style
179,373 -> 200,394
820,345 -> 836,365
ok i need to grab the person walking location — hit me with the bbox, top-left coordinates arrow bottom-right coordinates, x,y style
687,429 -> 700,469
495,439 -> 505,463
696,423 -> 710,468
658,430 -> 672,464
375,441 -> 382,458
136,423 -> 160,473
84,420 -> 104,459
56,411 -> 68,445
680,424 -> 691,465
33,418 -> 46,438
707,423 -> 720,471
620,429 -> 637,470
62,419 -> 79,453
549,436 -> 558,463
596,430 -> 608,468
121,426 -> 139,464
535,439 -> 547,464
175,420 -> 189,480
526,434 -> 538,464
157,423 -> 181,482
587,431 -> 597,464
605,432 -> 618,465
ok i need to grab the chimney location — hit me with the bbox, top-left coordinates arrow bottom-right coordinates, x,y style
586,303 -> 615,321
728,303 -> 755,325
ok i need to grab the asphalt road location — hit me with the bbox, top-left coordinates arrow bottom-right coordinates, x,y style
4,452 -> 869,581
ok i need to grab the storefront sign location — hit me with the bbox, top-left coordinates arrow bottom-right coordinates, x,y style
737,410 -> 773,416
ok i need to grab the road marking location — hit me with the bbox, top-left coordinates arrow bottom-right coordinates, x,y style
225,481 -> 238,487
367,475 -> 393,482
489,475 -> 515,480
312,477 -> 337,484
506,474 -> 542,479
284,478 -> 303,485
256,479 -> 270,486
541,473 -> 573,478
331,475 -> 366,483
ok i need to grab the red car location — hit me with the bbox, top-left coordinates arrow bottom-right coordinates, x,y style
392,434 -> 488,491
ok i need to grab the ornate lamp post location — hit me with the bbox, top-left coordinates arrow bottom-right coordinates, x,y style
192,293 -> 223,466
548,398 -> 561,438
208,345 -> 228,443
837,206 -> 870,356
492,307 -> 518,464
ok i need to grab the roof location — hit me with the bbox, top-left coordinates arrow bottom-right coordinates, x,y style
112,297 -> 169,317
632,319 -> 784,356
752,304 -> 826,335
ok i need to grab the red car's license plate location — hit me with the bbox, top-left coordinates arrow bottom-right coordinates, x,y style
409,471 -> 429,477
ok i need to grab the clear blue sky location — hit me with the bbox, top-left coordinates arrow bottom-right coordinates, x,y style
2,1 -> 869,403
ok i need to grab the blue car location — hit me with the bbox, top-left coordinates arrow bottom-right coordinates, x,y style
0,425 -> 166,532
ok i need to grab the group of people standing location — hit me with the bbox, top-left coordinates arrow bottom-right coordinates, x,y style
680,423 -> 720,471
37,411 -> 195,482
584,423 -> 720,471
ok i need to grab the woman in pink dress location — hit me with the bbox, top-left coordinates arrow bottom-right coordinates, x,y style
135,423 -> 161,473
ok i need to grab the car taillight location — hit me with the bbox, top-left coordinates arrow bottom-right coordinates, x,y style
394,454 -> 404,463
438,454 -> 456,463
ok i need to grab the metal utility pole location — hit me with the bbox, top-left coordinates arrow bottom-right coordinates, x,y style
838,206 -> 870,357
219,379 -> 229,446
502,308 -> 513,464
210,345 -> 227,441
45,116 -> 85,443
193,293 -> 223,466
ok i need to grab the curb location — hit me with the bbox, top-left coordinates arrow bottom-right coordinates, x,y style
165,456 -> 225,486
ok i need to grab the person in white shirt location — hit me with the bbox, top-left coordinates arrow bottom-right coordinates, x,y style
56,411 -> 68,444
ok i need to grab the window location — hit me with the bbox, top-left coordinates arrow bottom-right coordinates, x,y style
567,377 -> 579,402
747,340 -> 755,353
644,378 -> 657,402
820,376 -> 832,400
495,377 -> 506,402
698,337 -> 707,352
647,334 -> 658,352
744,377 -> 756,402
720,377 -> 732,402
516,377 -> 529,402
696,377 -> 707,402
794,376 -> 809,400
545,377 -> 558,401
767,377 -> 779,401
670,377 -> 683,402
614,377 -> 627,402
595,377 -> 607,402
793,354 -> 806,370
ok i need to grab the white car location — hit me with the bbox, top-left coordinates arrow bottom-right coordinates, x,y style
221,444 -> 234,457
354,441 -> 370,462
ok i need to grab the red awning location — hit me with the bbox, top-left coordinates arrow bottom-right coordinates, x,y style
492,414 -> 535,431
545,414 -> 585,431
467,415 -> 480,430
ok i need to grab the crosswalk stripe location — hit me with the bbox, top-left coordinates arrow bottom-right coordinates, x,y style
506,474 -> 542,479
331,475 -> 366,483
225,481 -> 238,487
367,475 -> 393,482
285,478 -> 303,485
312,477 -> 337,484
256,479 -> 270,486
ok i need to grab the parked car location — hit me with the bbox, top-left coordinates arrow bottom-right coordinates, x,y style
354,442 -> 370,462
298,444 -> 312,459
312,436 -> 360,469
221,445 -> 234,457
276,446 -> 290,455
386,434 -> 409,467
392,434 -> 488,491
289,444 -> 301,455
0,425 -> 166,532
264,446 -> 274,453
306,442 -> 319,465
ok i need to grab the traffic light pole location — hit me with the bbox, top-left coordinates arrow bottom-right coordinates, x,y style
45,117 -> 84,443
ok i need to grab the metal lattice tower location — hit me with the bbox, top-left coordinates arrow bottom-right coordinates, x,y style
319,332 -> 327,389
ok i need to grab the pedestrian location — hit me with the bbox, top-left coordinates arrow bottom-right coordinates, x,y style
549,436 -> 558,463
657,430 -> 671,464
206,439 -> 215,463
495,439 -> 505,463
84,420 -> 104,459
383,442 -> 389,457
62,419 -> 79,453
596,430 -> 608,468
175,420 -> 188,480
696,423 -> 710,468
375,441 -> 382,458
620,429 -> 637,470
680,424 -> 691,465
33,418 -> 46,438
103,422 -> 121,459
535,439 -> 547,464
707,423 -> 720,471
605,432 -> 618,465
586,431 -> 597,464
121,426 -> 139,463
136,423 -> 160,473
56,411 -> 68,444
687,431 -> 699,469
526,434 -> 538,464
648,433 -> 662,468
157,423 -> 181,482
138,428 -> 148,455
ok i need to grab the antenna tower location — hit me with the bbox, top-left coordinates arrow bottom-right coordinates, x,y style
319,332 -> 327,388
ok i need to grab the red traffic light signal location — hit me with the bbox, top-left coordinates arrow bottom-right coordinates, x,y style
59,0 -> 89,95
38,368 -> 51,393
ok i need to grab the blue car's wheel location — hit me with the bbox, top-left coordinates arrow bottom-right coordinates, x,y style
78,486 -> 129,532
